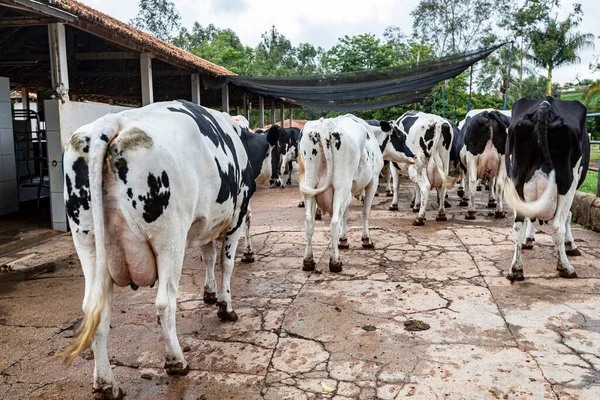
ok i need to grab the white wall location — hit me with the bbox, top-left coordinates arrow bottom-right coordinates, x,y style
45,100 -> 133,231
0,77 -> 18,216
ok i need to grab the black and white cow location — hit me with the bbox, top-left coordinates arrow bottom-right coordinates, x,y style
504,96 -> 589,281
387,111 -> 456,225
457,110 -> 512,219
299,114 -> 413,272
366,120 -> 394,197
279,126 -> 302,185
60,100 -> 278,398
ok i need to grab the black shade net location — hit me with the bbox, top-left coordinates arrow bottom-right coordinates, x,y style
205,43 -> 505,112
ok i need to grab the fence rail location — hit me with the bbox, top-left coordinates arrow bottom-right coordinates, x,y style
587,114 -> 600,196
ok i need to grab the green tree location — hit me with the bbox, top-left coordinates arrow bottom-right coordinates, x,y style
530,4 -> 595,95
321,33 -> 397,73
411,0 -> 509,55
295,43 -> 322,75
253,26 -> 298,76
130,0 -> 181,42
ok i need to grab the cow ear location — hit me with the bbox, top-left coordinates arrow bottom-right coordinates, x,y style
380,121 -> 392,133
266,126 -> 279,146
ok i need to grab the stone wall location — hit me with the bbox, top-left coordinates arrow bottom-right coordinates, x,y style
571,191 -> 600,232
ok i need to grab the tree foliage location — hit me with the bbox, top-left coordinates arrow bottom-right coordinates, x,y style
530,4 -> 595,95
130,0 -> 181,42
411,0 -> 509,55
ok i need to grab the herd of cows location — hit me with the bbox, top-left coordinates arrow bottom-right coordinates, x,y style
59,96 -> 589,398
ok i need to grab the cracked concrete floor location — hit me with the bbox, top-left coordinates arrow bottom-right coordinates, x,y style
2,179 -> 600,400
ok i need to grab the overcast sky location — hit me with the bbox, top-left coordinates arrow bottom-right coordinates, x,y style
80,0 -> 599,84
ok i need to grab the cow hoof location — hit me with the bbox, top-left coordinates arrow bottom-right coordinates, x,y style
386,190 -> 393,197
487,201 -> 497,209
216,302 -> 239,322
436,215 -> 447,222
298,202 -> 305,208
465,211 -> 476,220
506,270 -> 525,282
485,184 -> 490,191
566,248 -> 582,257
286,179 -> 292,185
494,211 -> 506,219
374,191 -> 379,197
522,238 -> 534,250
476,185 -> 482,192
93,387 -> 125,400
412,217 -> 425,226
457,189 -> 465,198
338,238 -> 349,249
361,237 -> 374,249
203,291 -> 218,304
165,361 -> 190,376
558,269 -> 578,279
444,200 -> 451,208
412,207 -> 420,213
410,201 -> 415,208
315,210 -> 322,220
241,252 -> 255,263
388,204 -> 399,211
459,200 -> 469,207
303,259 -> 316,271
329,259 -> 343,273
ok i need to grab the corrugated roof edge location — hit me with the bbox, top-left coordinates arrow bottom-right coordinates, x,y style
47,0 -> 235,77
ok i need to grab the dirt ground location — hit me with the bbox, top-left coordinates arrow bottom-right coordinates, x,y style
2,177 -> 600,400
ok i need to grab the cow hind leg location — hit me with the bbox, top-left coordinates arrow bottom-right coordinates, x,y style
487,177 -> 497,208
564,212 -> 581,256
241,209 -> 254,263
338,205 -> 350,250
522,218 -> 535,249
436,187 -> 448,221
155,249 -> 188,375
91,274 -> 123,399
303,197 -> 317,270
217,228 -> 244,321
389,164 -> 400,211
413,170 -> 429,226
507,218 -> 526,281
361,180 -> 377,248
202,242 -> 218,304
287,161 -> 293,185
465,160 -> 477,220
328,192 -> 349,272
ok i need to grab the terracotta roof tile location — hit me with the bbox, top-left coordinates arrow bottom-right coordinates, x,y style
47,0 -> 234,77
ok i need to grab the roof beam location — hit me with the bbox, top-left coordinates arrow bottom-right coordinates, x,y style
4,0 -> 77,22
74,51 -> 139,60
0,16 -> 55,26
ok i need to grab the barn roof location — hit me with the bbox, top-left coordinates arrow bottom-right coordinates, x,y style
45,0 -> 233,76
4,0 -> 233,77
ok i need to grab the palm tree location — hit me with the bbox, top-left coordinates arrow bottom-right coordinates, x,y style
530,13 -> 595,95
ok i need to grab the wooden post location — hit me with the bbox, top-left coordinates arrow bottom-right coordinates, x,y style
140,52 -> 153,106
280,102 -> 284,128
222,84 -> 229,114
271,99 -> 276,125
191,73 -> 201,105
596,160 -> 600,198
48,23 -> 69,101
243,92 -> 249,120
289,106 -> 293,129
259,95 -> 265,128
21,86 -> 29,110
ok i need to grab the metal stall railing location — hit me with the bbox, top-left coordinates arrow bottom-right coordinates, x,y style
587,113 -> 600,196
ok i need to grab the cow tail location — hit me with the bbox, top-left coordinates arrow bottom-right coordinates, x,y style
433,123 -> 456,189
299,121 -> 334,197
504,170 -> 556,218
61,123 -> 118,365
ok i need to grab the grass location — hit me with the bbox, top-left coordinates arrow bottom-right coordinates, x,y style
579,170 -> 598,195
562,92 -> 584,101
